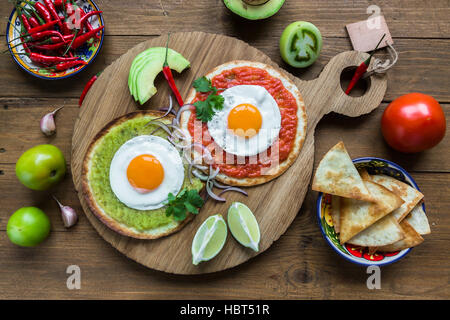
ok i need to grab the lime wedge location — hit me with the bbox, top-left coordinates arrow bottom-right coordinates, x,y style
227,202 -> 260,252
191,214 -> 227,265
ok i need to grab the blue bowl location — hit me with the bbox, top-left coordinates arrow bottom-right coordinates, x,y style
317,157 -> 425,267
6,0 -> 104,80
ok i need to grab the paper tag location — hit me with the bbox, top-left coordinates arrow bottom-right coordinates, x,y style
346,16 -> 393,52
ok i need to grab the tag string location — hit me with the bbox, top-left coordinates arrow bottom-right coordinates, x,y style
363,43 -> 398,78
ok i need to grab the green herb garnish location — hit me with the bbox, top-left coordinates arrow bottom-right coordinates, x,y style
193,76 -> 217,94
192,77 -> 224,122
165,188 -> 204,221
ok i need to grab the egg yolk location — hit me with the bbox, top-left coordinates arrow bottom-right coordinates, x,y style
227,103 -> 262,138
126,154 -> 164,193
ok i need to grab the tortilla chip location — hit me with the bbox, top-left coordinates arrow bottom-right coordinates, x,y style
331,195 -> 341,233
358,169 -> 371,181
377,220 -> 424,252
339,181 -> 404,244
371,174 -> 423,222
347,215 -> 404,247
312,142 -> 374,202
405,203 -> 431,235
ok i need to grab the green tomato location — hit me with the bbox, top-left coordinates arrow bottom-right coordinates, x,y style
7,207 -> 51,247
280,21 -> 323,68
16,144 -> 66,191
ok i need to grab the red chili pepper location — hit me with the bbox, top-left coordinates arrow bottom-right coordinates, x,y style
69,25 -> 104,49
53,0 -> 64,9
77,10 -> 102,29
32,41 -> 68,51
43,0 -> 62,28
345,34 -> 386,95
28,16 -> 40,28
30,30 -> 65,43
20,13 -> 32,32
27,20 -> 59,34
79,72 -> 100,106
78,8 -> 97,38
52,60 -> 88,71
162,34 -> 184,106
22,41 -> 31,54
15,52 -> 80,65
50,34 -> 74,43
32,1 -> 53,24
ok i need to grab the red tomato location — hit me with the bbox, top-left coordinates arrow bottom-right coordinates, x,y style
381,93 -> 446,153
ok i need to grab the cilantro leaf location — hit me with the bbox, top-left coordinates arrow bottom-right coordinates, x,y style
165,188 -> 204,221
194,94 -> 225,122
193,76 -> 217,94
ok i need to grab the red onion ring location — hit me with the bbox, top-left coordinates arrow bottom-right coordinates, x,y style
206,180 -> 226,202
175,104 -> 194,126
218,187 -> 248,197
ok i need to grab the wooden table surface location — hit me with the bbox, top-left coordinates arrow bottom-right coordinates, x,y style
0,1 -> 449,299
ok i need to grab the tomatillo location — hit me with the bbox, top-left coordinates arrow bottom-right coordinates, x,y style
280,21 -> 323,68
7,207 -> 51,247
16,144 -> 66,191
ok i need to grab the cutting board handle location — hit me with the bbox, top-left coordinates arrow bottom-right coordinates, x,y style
295,51 -> 388,131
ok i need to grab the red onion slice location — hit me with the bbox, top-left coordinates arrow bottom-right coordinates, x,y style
206,180 -> 226,202
192,169 -> 209,181
153,95 -> 173,120
218,187 -> 248,197
209,165 -> 220,180
213,180 -> 229,189
175,104 -> 194,126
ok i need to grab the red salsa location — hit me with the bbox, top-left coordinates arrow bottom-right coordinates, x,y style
188,66 -> 298,178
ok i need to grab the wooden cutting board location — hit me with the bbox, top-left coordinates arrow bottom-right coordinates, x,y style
71,32 -> 387,274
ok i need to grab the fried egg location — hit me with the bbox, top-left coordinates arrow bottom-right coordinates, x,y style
109,135 -> 184,210
207,85 -> 281,157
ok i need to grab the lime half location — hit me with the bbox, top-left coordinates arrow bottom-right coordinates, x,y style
227,202 -> 260,252
192,214 -> 227,265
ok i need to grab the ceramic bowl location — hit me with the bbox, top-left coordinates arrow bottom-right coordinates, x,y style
317,157 -> 425,267
6,0 -> 104,80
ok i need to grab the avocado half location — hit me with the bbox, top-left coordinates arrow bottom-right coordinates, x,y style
224,0 -> 285,20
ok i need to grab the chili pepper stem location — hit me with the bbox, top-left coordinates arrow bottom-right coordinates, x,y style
63,29 -> 78,56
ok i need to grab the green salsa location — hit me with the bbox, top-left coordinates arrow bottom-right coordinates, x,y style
88,116 -> 203,231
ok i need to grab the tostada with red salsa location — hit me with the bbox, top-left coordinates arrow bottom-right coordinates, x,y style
180,61 -> 307,186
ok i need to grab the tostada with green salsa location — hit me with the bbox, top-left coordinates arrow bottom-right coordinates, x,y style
82,111 -> 204,239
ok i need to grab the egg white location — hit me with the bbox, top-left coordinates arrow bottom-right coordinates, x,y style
207,85 -> 281,157
109,135 -> 184,211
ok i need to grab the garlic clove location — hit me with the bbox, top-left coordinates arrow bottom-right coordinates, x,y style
40,106 -> 64,136
52,195 -> 78,228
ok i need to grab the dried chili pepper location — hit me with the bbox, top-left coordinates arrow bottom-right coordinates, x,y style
79,72 -> 101,106
162,34 -> 184,106
345,34 -> 386,95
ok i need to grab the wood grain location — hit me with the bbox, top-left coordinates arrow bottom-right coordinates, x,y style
0,0 -> 449,299
70,32 -> 386,274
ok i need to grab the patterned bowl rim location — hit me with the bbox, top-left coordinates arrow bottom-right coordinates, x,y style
5,0 -> 104,80
316,157 -> 424,267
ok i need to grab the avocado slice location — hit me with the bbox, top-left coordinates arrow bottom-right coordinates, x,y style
128,47 -> 190,105
223,0 -> 285,20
